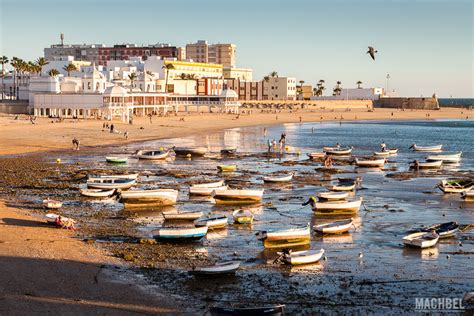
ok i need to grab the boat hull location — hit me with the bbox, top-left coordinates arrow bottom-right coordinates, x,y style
263,238 -> 311,249
105,156 -> 128,163
153,226 -> 208,240
411,144 -> 443,152
314,219 -> 353,234
283,249 -> 325,265
317,192 -> 349,201
403,232 -> 439,248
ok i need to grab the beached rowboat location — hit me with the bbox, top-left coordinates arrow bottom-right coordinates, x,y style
120,189 -> 178,207
87,177 -> 136,190
373,151 -> 390,156
45,213 -> 74,225
43,199 -> 63,209
313,218 -> 353,234
194,215 -> 228,229
136,150 -> 171,160
189,185 -> 228,196
317,191 -> 349,201
190,261 -> 240,275
329,183 -> 356,191
422,221 -> 459,238
232,209 -> 254,224
173,147 -> 207,156
438,179 -> 474,193
426,152 -> 462,163
410,144 -> 443,152
209,305 -> 285,316
307,152 -> 326,159
105,156 -> 128,163
153,226 -> 208,240
88,173 -> 139,180
257,225 -> 311,249
355,158 -> 385,168
409,160 -> 443,169
220,148 -> 237,155
80,188 -> 116,197
263,173 -> 294,183
162,211 -> 203,221
324,147 -> 353,155
191,180 -> 224,188
212,189 -> 264,204
403,231 -> 439,248
280,249 -> 325,265
312,198 -> 362,214
217,165 -> 237,172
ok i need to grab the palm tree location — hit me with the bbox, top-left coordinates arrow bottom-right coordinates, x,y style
146,70 -> 154,80
10,57 -> 21,99
63,63 -> 77,77
162,63 -> 175,93
128,72 -> 137,92
0,56 -> 8,101
356,80 -> 363,89
179,72 -> 187,80
35,57 -> 49,76
186,73 -> 197,80
47,69 -> 60,77
263,75 -> 270,82
270,71 -> 278,78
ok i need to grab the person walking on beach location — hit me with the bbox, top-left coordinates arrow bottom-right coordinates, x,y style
110,124 -> 114,133
263,127 -> 267,137
124,131 -> 129,140
72,138 -> 80,151
149,113 -> 153,124
267,139 -> 272,153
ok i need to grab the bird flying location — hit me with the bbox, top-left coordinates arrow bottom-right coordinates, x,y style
367,46 -> 378,60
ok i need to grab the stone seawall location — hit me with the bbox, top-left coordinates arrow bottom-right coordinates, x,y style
0,102 -> 29,114
375,97 -> 439,110
242,100 -> 373,110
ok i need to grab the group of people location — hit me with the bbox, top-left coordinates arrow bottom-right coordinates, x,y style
267,132 -> 287,153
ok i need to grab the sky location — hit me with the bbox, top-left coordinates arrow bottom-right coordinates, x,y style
0,0 -> 472,97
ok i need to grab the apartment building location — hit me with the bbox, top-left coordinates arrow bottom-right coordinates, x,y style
186,40 -> 236,67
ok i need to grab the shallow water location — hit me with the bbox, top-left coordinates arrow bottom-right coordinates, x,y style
44,120 -> 474,312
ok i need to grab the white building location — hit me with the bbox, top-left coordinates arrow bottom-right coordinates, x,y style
266,77 -> 297,100
310,87 -> 383,100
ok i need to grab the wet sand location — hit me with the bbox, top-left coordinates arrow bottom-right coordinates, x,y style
0,107 -> 472,156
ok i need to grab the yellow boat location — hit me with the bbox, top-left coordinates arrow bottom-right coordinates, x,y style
217,165 -> 237,172
263,238 -> 311,249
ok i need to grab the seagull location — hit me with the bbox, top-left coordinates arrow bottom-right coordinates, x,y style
367,46 -> 378,60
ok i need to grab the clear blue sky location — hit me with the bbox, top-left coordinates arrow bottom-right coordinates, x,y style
1,0 -> 472,97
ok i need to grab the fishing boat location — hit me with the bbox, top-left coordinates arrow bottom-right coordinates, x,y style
307,152 -> 326,159
209,304 -> 285,316
153,226 -> 208,241
438,179 -> 474,193
461,191 -> 474,200
232,209 -> 254,224
220,148 -> 237,155
312,198 -> 362,215
190,261 -> 240,275
329,183 -> 356,191
88,173 -> 139,180
279,249 -> 325,265
217,165 -> 237,172
410,144 -> 443,152
120,189 -> 178,207
313,218 -> 353,234
173,146 -> 207,156
324,147 -> 353,155
317,191 -> 349,201
136,149 -> 171,160
263,173 -> 294,183
189,185 -> 228,196
403,231 -> 439,248
355,157 -> 385,168
409,160 -> 442,169
422,222 -> 459,238
191,180 -> 225,188
105,156 -> 128,163
194,215 -> 228,229
212,189 -> 264,204
80,188 -> 116,198
338,177 -> 362,184
42,199 -> 63,209
87,177 -> 136,190
45,213 -> 74,225
256,224 -> 310,249
162,211 -> 203,221
373,151 -> 390,156
426,152 -> 462,163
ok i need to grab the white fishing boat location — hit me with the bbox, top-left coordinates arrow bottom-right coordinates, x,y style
256,224 -> 310,249
324,147 -> 353,155
153,226 -> 208,240
426,152 -> 462,163
307,152 -> 326,159
232,209 -> 254,224
212,189 -> 264,204
191,180 -> 225,188
403,231 -> 439,248
438,179 -> 474,193
280,249 -> 325,265
42,199 -> 63,209
409,160 -> 442,169
45,213 -> 74,225
313,218 -> 353,234
189,185 -> 228,196
190,261 -> 240,275
88,173 -> 139,180
194,215 -> 228,229
162,211 -> 203,221
80,188 -> 116,197
410,144 -> 443,152
263,173 -> 294,183
87,177 -> 136,190
173,146 -> 207,156
317,191 -> 349,201
329,183 -> 356,191
373,151 -> 390,156
136,149 -> 171,160
355,158 -> 385,168
312,198 -> 362,214
120,189 -> 178,207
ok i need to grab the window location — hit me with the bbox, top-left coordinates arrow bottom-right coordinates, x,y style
88,82 -> 91,89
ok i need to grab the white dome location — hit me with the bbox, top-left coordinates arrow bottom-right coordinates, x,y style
103,85 -> 128,96
220,88 -> 238,99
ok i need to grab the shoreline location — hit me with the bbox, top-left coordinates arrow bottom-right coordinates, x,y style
0,107 -> 472,157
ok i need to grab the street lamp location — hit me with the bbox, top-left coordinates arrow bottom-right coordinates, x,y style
386,74 -> 390,96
